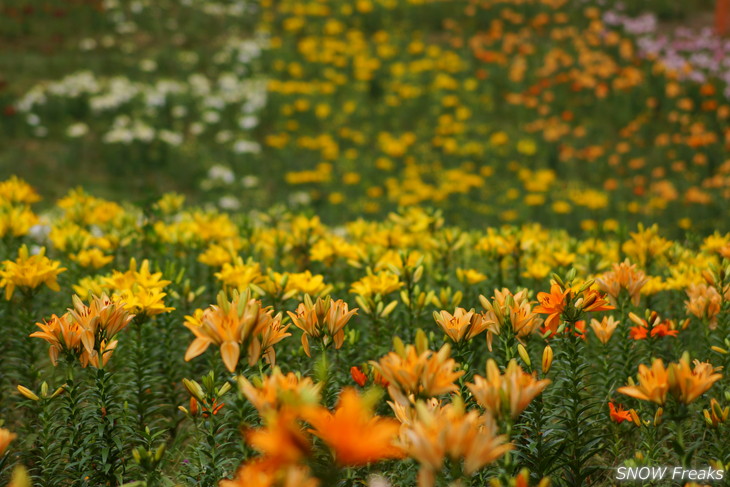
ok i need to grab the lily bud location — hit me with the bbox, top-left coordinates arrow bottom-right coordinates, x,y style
412,265 -> 424,283
649,310 -> 659,325
542,345 -> 553,374
566,268 -> 577,282
381,300 -> 398,318
189,397 -> 199,416
551,273 -> 565,287
415,329 -> 428,354
518,344 -> 531,368
577,279 -> 595,294
17,385 -> 39,401
393,336 -> 406,357
217,382 -> 232,397
355,296 -> 371,314
654,407 -> 663,426
711,398 -> 728,420
182,378 -> 205,402
51,385 -> 66,398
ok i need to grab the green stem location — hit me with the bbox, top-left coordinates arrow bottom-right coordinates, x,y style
93,367 -> 122,486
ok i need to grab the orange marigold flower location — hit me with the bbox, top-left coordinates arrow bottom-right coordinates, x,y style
617,358 -> 670,405
303,388 -> 403,466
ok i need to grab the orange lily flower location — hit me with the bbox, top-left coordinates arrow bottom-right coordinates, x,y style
433,307 -> 491,343
596,259 -> 648,306
68,294 -> 135,359
617,358 -> 670,405
220,461 -> 319,487
287,296 -> 357,357
685,283 -> 722,328
628,312 -> 679,340
608,402 -> 632,424
590,316 -> 618,344
0,427 -> 16,457
303,388 -> 403,466
534,283 -> 569,333
238,367 -> 321,414
668,356 -> 723,404
578,288 -> 615,313
184,290 -> 289,373
397,398 -> 512,487
371,342 -> 464,406
480,289 -> 541,343
467,359 -> 550,419
30,313 -> 83,365
32,294 -> 133,368
247,410 -> 311,467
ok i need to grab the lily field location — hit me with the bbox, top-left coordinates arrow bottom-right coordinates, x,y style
0,0 -> 730,486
